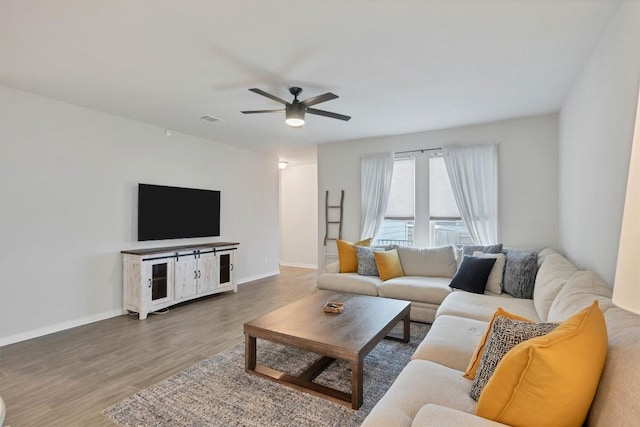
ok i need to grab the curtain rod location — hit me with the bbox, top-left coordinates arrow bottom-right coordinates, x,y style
394,147 -> 442,155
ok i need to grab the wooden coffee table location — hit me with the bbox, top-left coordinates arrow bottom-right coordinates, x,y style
243,291 -> 411,409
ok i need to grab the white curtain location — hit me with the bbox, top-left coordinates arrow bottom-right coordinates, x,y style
360,152 -> 394,240
443,143 -> 499,245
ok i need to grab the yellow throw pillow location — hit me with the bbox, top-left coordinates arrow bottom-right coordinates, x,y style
374,249 -> 405,281
336,238 -> 372,273
476,301 -> 608,427
464,308 -> 532,379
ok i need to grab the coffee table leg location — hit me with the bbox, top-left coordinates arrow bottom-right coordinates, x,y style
351,360 -> 363,409
402,312 -> 410,343
245,334 -> 256,372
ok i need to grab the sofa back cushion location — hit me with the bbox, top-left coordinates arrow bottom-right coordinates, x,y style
396,245 -> 457,278
533,253 -> 578,321
462,244 -> 504,256
537,247 -> 557,267
547,271 -> 614,322
588,307 -> 640,426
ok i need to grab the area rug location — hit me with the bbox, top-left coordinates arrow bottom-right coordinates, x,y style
104,322 -> 430,427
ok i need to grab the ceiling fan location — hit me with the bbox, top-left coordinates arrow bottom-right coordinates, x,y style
241,87 -> 351,127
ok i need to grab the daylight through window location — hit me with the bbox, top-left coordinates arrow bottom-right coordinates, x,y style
376,153 -> 470,248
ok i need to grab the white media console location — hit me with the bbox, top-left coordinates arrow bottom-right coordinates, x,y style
122,242 -> 239,319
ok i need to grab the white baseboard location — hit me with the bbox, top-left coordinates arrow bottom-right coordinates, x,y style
0,309 -> 123,347
237,270 -> 281,285
1,270 -> 305,346
279,261 -> 318,269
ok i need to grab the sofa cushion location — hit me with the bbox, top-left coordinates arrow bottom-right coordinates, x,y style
412,404 -> 510,427
547,271 -> 614,322
323,261 -> 340,274
588,307 -> 640,427
470,316 -> 558,401
533,253 -> 578,321
413,315 -> 487,372
449,257 -> 496,294
336,238 -> 371,273
536,247 -> 557,267
464,307 -> 532,380
316,273 -> 381,296
473,251 -> 506,295
476,302 -> 608,427
462,244 -> 503,256
396,245 -> 457,278
436,291 -> 541,323
361,360 -> 477,427
502,249 -> 538,298
374,249 -> 405,281
380,276 -> 452,305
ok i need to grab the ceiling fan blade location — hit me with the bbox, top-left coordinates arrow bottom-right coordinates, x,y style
241,109 -> 285,114
301,92 -> 338,107
306,108 -> 351,121
248,88 -> 288,105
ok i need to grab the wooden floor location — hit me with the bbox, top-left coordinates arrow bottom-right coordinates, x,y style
0,266 -> 318,426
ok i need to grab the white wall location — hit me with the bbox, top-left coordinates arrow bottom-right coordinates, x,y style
0,86 -> 280,345
278,163 -> 318,269
559,1 -> 640,285
317,113 -> 559,266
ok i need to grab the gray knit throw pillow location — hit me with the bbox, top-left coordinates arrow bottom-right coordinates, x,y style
503,250 -> 538,298
470,316 -> 558,401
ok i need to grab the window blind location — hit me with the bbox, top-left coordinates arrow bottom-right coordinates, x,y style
429,156 -> 461,219
385,157 -> 415,220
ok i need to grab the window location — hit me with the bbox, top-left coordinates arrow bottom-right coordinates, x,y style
375,153 -> 470,248
429,156 -> 472,247
377,157 -> 414,246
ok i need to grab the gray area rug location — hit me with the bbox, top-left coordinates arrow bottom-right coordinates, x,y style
104,322 -> 430,426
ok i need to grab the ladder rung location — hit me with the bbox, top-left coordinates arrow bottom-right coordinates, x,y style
327,205 -> 341,208
327,221 -> 340,224
326,238 -> 337,241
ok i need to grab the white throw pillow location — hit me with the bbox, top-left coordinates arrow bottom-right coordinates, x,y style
473,251 -> 506,294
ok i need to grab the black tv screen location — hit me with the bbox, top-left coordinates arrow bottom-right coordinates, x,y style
138,184 -> 220,241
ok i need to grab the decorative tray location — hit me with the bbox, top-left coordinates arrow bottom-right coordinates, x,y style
323,301 -> 344,314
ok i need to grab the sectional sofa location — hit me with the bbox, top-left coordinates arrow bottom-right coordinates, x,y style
318,245 -> 462,323
317,247 -> 640,426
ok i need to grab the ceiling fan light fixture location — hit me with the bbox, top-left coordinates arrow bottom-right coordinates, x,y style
285,103 -> 305,127
285,117 -> 305,127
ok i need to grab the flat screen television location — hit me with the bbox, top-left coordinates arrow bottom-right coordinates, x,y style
138,183 -> 220,241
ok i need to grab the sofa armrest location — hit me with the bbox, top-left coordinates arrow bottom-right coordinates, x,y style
412,404 -> 510,427
324,262 -> 340,274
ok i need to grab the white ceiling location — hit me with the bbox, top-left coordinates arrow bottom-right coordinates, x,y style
0,0 -> 620,164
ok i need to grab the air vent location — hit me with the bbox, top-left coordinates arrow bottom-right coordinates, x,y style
199,115 -> 225,123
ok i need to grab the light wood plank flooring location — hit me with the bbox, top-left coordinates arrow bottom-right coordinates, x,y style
0,266 -> 318,426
